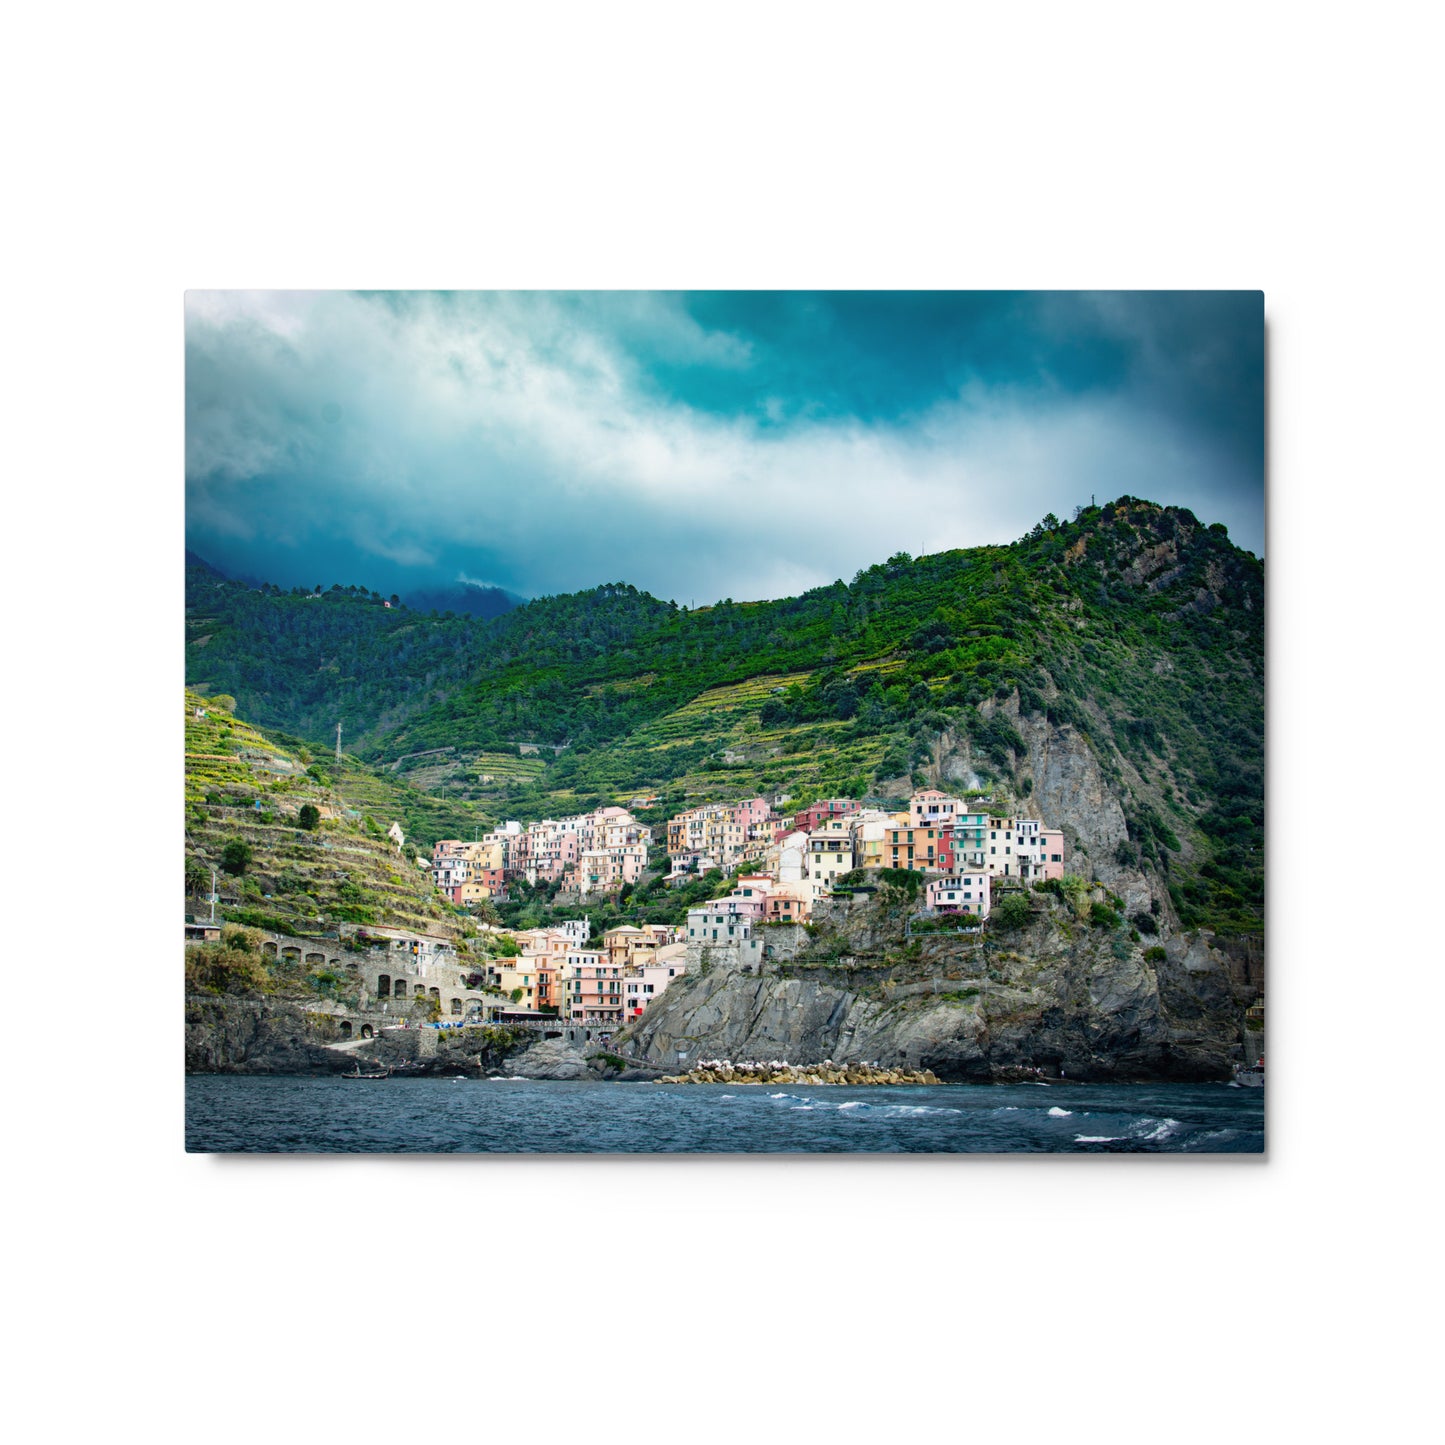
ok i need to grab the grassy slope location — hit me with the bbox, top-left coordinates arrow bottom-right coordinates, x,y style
184,691 -> 469,937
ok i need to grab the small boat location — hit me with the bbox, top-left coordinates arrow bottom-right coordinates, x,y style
344,1064 -> 390,1079
1232,1056 -> 1264,1087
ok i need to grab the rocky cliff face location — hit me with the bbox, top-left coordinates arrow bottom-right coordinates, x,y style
185,996 -> 355,1074
615,894 -> 1256,1082
934,706 -> 1160,919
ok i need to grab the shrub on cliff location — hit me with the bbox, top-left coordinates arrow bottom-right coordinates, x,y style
991,894 -> 1033,931
1090,902 -> 1123,928
877,867 -> 923,903
297,803 -> 321,831
1144,945 -> 1167,963
185,942 -> 273,995
221,839 -> 252,876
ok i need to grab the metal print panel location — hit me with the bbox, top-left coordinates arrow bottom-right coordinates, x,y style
184,290 -> 1265,1153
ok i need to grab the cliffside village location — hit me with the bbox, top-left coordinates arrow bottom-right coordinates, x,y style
393,789 -> 1068,1030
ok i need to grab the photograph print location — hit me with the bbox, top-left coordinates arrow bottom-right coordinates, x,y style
183,290 -> 1265,1153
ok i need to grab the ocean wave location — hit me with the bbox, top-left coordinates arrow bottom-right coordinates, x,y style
1135,1117 -> 1181,1141
838,1101 -> 869,1111
1074,1135 -> 1124,1143
1047,1106 -> 1073,1117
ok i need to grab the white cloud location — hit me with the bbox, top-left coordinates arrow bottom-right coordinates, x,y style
186,291 -> 1260,603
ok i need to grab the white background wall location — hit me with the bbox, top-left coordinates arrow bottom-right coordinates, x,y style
9,7 -> 1440,1445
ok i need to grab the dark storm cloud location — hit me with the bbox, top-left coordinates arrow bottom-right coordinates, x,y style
184,290 -> 1263,603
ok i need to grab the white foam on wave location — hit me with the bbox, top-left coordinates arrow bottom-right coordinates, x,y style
838,1101 -> 868,1110
1136,1118 -> 1181,1142
1047,1106 -> 1073,1117
1074,1135 -> 1124,1143
885,1104 -> 962,1116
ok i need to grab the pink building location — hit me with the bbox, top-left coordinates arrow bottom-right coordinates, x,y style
765,891 -> 811,922
1039,829 -> 1066,880
623,957 -> 687,1019
793,798 -> 861,832
926,872 -> 991,917
728,797 -> 772,830
567,953 -> 625,1024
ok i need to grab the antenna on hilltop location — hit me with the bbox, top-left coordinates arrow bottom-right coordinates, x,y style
335,721 -> 343,760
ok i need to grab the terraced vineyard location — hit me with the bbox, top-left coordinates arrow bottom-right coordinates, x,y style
184,691 -> 465,938
550,672 -> 892,817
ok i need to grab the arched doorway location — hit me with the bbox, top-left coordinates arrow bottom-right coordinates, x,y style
376,975 -> 391,998
359,1024 -> 373,1040
339,1020 -> 353,1039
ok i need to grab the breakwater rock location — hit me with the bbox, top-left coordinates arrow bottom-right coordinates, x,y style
506,1037 -> 592,1080
658,1061 -> 939,1086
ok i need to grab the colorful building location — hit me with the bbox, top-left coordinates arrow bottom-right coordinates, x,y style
793,798 -> 862,833
925,872 -> 991,917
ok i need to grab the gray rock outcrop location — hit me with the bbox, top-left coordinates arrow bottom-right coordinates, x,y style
504,1036 -> 592,1080
615,895 -> 1256,1083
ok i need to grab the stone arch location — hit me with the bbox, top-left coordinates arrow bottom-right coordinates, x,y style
346,962 -> 359,974
429,987 -> 440,1000
376,975 -> 391,998
359,1024 -> 373,1039
338,1020 -> 353,1039
281,946 -> 301,962
262,941 -> 278,958
305,952 -> 325,966
393,980 -> 407,999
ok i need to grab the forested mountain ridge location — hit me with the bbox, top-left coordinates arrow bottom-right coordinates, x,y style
185,497 -> 1263,934
185,555 -> 673,751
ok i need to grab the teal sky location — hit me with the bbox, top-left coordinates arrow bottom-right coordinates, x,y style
185,290 -> 1264,602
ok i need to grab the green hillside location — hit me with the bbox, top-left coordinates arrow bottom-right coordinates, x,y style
183,691 -> 474,938
185,554 -> 493,752
185,499 -> 1264,934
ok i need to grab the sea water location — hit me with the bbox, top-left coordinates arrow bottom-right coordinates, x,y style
185,1076 -> 1264,1153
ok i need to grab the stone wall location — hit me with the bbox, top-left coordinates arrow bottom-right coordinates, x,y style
254,928 -> 504,1023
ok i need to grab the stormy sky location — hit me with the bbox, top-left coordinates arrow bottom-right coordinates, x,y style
185,291 -> 1264,604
